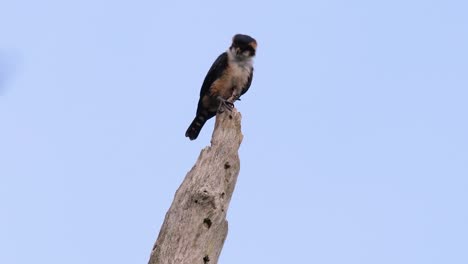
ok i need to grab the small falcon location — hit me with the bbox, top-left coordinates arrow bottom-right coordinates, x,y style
185,34 -> 257,140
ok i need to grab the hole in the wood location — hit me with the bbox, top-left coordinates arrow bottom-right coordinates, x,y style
194,200 -> 198,204
203,255 -> 210,263
221,192 -> 225,199
203,218 -> 212,229
229,115 -> 232,119
224,162 -> 231,169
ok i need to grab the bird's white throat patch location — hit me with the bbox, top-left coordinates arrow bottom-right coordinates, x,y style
227,48 -> 253,67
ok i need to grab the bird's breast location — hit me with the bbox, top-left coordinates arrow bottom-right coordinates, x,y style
210,60 -> 252,99
228,61 -> 252,89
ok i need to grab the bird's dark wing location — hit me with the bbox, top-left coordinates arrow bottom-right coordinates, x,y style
199,52 -> 228,97
240,68 -> 254,97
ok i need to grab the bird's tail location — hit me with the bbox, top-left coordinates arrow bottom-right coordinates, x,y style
185,114 -> 208,140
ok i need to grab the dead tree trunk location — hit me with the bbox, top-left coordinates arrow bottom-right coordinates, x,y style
148,109 -> 243,264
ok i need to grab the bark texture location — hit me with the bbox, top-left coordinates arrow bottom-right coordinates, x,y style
148,109 -> 243,264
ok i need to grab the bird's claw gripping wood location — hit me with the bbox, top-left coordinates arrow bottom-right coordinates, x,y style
217,96 -> 235,113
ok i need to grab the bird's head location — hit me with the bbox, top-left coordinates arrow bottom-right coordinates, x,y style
229,34 -> 257,60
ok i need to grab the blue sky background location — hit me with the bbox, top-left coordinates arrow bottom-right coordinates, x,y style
1,1 -> 467,263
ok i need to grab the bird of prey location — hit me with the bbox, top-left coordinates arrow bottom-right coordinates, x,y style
185,34 -> 257,140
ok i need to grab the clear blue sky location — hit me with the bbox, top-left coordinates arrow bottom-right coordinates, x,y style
1,1 -> 467,263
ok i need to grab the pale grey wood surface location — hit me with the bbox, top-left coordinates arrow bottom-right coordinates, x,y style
148,109 -> 243,264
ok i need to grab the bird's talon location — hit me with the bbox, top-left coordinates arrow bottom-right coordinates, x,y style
217,97 -> 235,112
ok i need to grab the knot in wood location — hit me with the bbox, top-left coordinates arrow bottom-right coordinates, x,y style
192,189 -> 217,209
